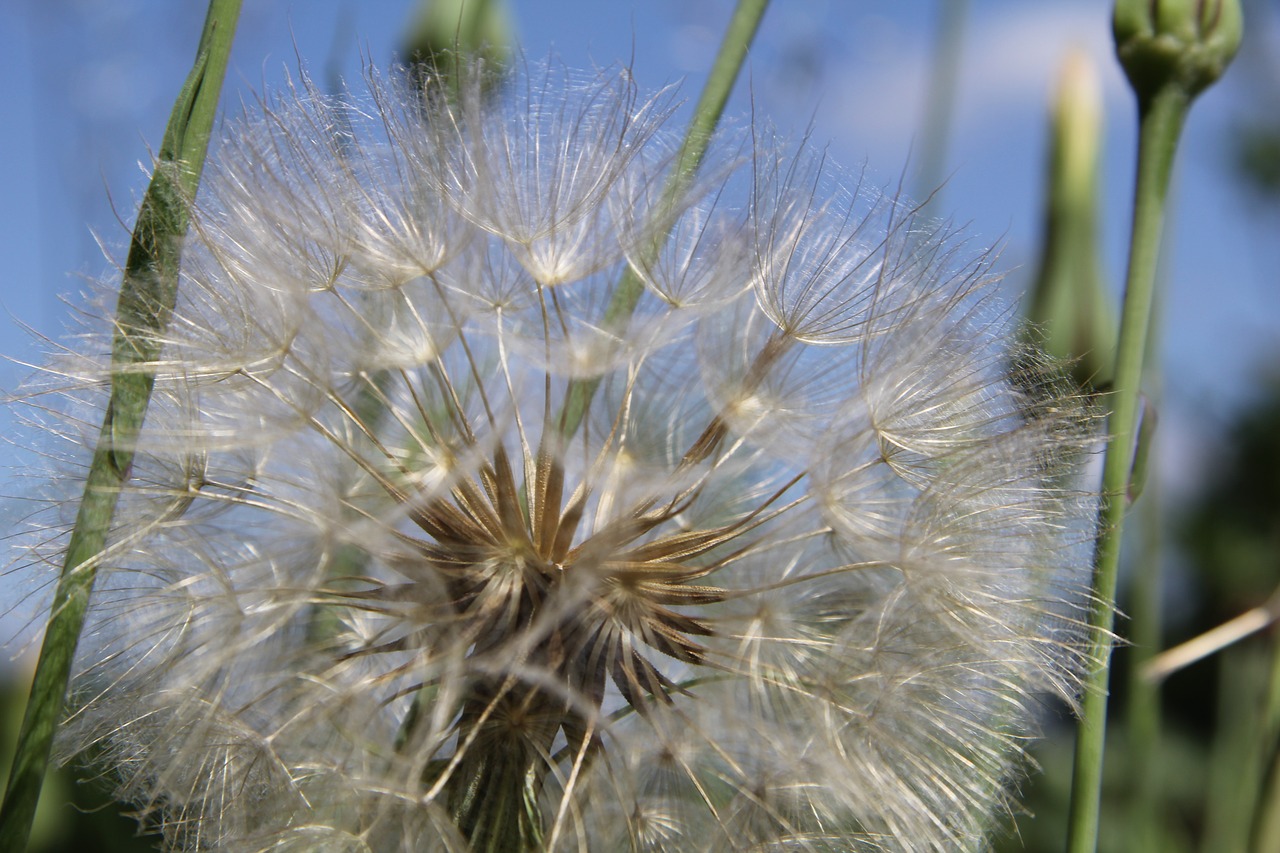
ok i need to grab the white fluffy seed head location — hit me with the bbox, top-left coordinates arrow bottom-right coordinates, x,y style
10,60 -> 1100,852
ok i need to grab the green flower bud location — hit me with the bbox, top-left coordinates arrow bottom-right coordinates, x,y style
1027,51 -> 1117,391
1113,0 -> 1243,102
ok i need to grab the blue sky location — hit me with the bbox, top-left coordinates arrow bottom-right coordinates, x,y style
0,0 -> 1275,498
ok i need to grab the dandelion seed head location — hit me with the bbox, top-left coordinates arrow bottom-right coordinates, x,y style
13,59 -> 1100,852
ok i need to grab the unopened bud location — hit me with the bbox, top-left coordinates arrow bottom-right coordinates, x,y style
1113,0 -> 1243,101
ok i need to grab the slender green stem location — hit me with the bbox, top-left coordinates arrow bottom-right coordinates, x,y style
1125,394 -> 1164,853
914,0 -> 967,211
1125,249 -> 1166,853
1065,85 -> 1189,853
558,0 -> 770,438
0,3 -> 241,849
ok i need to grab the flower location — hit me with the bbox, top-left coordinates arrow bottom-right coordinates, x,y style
20,60 -> 1097,852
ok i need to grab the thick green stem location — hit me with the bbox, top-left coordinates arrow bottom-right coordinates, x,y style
1065,85 -> 1189,853
0,3 -> 241,850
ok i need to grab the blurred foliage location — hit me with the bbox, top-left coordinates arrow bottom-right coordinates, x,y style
995,725 -> 1206,853
1182,378 -> 1280,615
1236,124 -> 1280,198
1231,0 -> 1280,202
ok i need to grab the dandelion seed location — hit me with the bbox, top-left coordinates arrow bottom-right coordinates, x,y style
14,60 -> 1098,852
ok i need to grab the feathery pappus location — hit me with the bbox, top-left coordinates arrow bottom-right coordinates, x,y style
11,59 -> 1100,852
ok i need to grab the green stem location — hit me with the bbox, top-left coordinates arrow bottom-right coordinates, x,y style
1065,85 -> 1190,853
1125,397 -> 1164,853
1125,235 -> 1167,853
558,0 -> 770,438
914,0 -> 967,211
0,3 -> 241,850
